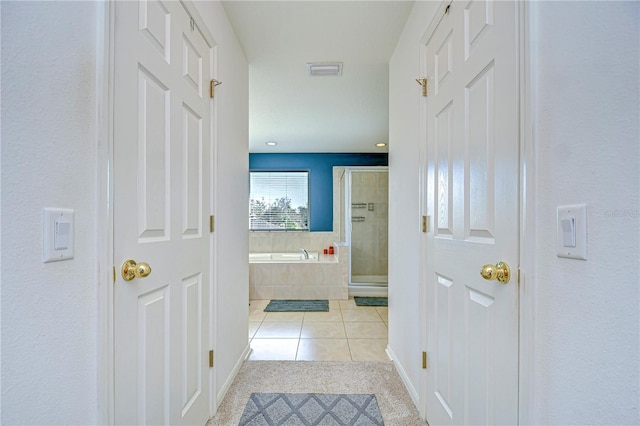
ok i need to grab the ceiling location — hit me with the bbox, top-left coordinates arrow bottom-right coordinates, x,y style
221,1 -> 415,153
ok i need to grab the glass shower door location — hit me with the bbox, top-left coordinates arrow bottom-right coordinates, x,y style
349,169 -> 388,286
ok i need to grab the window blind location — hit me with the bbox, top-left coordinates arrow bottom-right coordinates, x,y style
249,171 -> 309,231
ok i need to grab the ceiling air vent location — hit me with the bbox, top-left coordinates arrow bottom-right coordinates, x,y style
306,62 -> 343,77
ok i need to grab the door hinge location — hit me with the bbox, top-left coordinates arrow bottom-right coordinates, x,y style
421,215 -> 428,233
518,268 -> 521,285
112,265 -> 116,284
209,79 -> 222,98
209,350 -> 214,368
422,351 -> 428,369
209,215 -> 215,233
416,77 -> 427,97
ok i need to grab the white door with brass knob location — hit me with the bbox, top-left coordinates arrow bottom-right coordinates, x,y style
421,1 -> 519,425
112,1 -> 214,424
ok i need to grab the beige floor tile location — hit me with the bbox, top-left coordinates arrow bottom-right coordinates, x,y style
300,322 -> 346,339
341,309 -> 384,322
296,339 -> 352,361
263,312 -> 305,322
248,321 -> 262,338
344,321 -> 388,339
303,310 -> 343,322
249,310 -> 267,322
249,300 -> 269,312
249,339 -> 298,361
376,307 -> 388,323
339,299 -> 358,310
328,300 -> 341,311
348,338 -> 389,361
254,321 -> 302,338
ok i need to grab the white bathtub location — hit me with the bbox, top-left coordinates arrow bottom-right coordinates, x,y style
249,252 -> 319,263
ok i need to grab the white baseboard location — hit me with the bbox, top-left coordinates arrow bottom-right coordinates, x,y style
386,344 -> 420,408
216,343 -> 251,408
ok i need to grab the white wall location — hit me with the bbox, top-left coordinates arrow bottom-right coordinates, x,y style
1,2 -> 99,424
531,2 -> 639,424
192,1 -> 250,405
387,0 -> 438,405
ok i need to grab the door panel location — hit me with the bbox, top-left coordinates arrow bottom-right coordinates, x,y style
114,1 -> 212,424
424,1 -> 519,425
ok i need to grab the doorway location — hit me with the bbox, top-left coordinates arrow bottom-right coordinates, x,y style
344,167 -> 389,297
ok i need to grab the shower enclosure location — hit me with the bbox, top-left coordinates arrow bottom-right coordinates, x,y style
344,167 -> 388,296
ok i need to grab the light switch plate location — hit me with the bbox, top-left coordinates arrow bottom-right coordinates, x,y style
43,208 -> 74,262
557,204 -> 587,260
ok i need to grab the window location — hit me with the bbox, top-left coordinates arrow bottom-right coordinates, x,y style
249,171 -> 309,231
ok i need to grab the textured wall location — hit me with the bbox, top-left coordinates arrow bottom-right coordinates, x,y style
190,1 -> 249,406
531,2 -> 639,424
387,0 -> 438,410
192,0 -> 251,406
1,2 -> 99,423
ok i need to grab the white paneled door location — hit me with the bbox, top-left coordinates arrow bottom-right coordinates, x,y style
113,1 -> 213,424
423,1 -> 519,425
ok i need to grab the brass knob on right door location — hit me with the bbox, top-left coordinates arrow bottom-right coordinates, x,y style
480,261 -> 511,284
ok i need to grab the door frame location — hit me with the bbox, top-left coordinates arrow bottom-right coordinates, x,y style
96,1 -> 219,422
417,1 -> 536,423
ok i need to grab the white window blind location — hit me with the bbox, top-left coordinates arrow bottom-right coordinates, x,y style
249,171 -> 309,231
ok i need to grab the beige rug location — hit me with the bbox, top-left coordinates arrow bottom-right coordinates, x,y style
209,360 -> 426,425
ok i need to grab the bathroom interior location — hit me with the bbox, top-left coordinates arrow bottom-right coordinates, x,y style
248,159 -> 390,361
249,163 -> 389,301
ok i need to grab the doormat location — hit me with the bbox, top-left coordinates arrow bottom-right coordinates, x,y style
264,299 -> 329,312
238,393 -> 384,425
354,297 -> 388,307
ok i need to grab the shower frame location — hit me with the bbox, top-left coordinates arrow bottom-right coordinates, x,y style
343,166 -> 389,297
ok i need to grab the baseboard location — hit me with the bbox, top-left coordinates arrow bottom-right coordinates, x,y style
348,285 -> 388,297
386,344 -> 420,408
216,343 -> 251,408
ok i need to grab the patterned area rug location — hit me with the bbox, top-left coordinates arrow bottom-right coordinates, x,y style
239,393 -> 384,425
354,297 -> 388,307
264,299 -> 329,312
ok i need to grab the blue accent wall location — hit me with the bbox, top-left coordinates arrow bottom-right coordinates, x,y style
249,153 -> 388,231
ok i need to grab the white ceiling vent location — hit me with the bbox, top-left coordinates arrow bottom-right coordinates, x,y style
306,62 -> 343,77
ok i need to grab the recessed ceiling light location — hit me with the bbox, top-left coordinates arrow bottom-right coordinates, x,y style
306,62 -> 343,77
265,141 -> 278,146
375,142 -> 387,147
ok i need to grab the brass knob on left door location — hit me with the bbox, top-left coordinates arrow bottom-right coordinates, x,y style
480,261 -> 511,284
121,259 -> 152,281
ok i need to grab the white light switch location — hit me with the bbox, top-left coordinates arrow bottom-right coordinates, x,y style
560,217 -> 576,247
557,204 -> 587,260
44,208 -> 74,262
54,220 -> 71,250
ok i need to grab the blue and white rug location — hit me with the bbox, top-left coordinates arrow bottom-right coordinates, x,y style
238,392 -> 384,425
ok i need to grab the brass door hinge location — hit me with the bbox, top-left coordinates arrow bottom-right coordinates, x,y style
209,215 -> 215,233
422,351 -> 428,369
209,79 -> 222,98
209,350 -> 214,368
112,265 -> 116,284
421,215 -> 428,233
416,77 -> 427,97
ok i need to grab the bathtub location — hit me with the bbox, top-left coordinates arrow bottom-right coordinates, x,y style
249,250 -> 347,300
249,252 -> 319,263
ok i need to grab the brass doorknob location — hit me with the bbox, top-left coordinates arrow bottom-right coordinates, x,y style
121,259 -> 152,281
480,261 -> 511,284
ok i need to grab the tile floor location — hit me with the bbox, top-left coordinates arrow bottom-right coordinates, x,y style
248,299 -> 389,361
